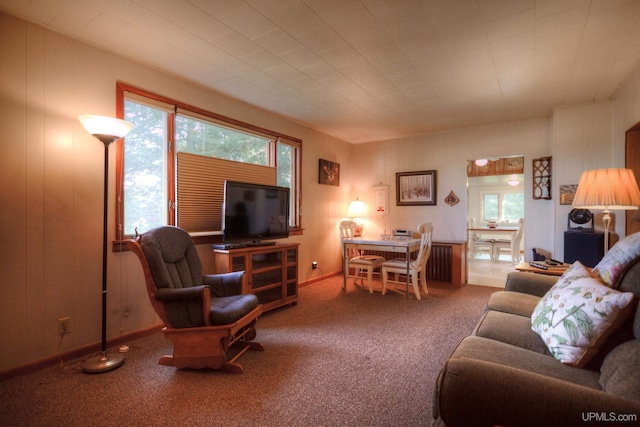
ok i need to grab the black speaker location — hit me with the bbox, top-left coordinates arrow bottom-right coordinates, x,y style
564,232 -> 604,267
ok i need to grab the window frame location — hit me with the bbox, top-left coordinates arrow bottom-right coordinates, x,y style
114,82 -> 302,248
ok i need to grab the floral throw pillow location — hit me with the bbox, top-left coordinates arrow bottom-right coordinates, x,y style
531,261 -> 635,367
593,231 -> 640,287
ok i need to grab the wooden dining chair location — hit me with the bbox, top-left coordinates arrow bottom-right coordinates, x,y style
381,222 -> 433,300
469,217 -> 495,260
340,220 -> 385,293
493,218 -> 524,263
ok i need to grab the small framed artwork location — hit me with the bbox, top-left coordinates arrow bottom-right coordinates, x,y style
396,170 -> 437,206
504,156 -> 524,173
319,159 -> 340,186
559,184 -> 578,205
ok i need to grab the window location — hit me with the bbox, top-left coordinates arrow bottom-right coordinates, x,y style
122,100 -> 170,236
175,113 -> 270,165
115,83 -> 301,241
276,140 -> 299,227
483,194 -> 499,221
482,192 -> 524,222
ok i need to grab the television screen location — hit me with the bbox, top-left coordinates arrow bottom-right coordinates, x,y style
223,181 -> 290,243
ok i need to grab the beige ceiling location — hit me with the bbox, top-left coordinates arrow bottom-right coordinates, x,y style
3,0 -> 640,143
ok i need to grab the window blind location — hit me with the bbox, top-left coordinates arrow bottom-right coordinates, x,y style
176,152 -> 276,233
124,91 -> 175,112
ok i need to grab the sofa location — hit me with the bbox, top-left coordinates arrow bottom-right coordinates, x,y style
432,233 -> 640,427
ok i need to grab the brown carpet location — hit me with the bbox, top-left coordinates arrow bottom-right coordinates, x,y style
0,277 -> 498,427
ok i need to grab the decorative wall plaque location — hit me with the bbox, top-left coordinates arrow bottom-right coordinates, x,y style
373,185 -> 389,216
533,156 -> 552,200
444,191 -> 460,206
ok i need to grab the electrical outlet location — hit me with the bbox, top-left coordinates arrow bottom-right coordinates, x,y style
58,317 -> 70,336
312,261 -> 318,270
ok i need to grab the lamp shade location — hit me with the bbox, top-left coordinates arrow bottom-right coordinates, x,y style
78,115 -> 133,144
572,168 -> 640,210
346,198 -> 368,218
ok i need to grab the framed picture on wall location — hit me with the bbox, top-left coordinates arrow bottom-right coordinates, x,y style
559,184 -> 578,205
318,159 -> 340,186
396,170 -> 437,206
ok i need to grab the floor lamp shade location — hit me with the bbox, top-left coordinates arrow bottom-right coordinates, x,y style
572,168 -> 640,253
78,115 -> 133,144
78,115 -> 133,373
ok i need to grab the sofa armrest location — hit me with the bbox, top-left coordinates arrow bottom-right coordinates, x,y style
504,271 -> 558,297
434,357 -> 640,427
203,271 -> 245,297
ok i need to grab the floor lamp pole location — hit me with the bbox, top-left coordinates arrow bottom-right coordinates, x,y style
82,140 -> 125,373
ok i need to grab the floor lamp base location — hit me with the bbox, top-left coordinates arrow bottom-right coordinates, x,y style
83,351 -> 124,374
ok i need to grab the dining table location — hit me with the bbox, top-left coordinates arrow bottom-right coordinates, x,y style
342,236 -> 422,300
468,226 -> 518,258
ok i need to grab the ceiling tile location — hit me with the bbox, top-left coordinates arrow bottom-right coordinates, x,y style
478,0 -> 534,21
2,0 -> 640,143
484,9 -> 534,42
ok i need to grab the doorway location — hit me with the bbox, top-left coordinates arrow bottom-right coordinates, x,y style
467,157 -> 525,287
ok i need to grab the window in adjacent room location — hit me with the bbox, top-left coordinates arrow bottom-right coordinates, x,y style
482,192 -> 524,222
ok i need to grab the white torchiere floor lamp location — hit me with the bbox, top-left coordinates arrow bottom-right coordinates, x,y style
572,168 -> 640,255
78,115 -> 133,373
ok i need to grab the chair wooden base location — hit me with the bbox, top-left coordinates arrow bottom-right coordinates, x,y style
158,306 -> 264,373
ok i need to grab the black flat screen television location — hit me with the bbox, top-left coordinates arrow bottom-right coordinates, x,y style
222,181 -> 290,243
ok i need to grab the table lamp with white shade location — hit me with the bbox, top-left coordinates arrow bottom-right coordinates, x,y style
347,198 -> 368,237
572,168 -> 640,254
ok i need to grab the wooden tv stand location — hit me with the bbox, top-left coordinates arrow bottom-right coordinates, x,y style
213,242 -> 299,312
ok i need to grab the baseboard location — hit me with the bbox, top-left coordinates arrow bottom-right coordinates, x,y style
299,271 -> 340,287
0,324 -> 163,381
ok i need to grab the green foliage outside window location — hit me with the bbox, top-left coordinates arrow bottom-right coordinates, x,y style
123,100 -> 167,236
503,193 -> 524,221
483,194 -> 499,221
483,192 -> 524,222
175,115 -> 269,165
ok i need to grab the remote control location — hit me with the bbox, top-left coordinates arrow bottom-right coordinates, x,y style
529,262 -> 548,270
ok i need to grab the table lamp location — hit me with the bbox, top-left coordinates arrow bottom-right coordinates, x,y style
347,198 -> 368,237
572,168 -> 640,254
